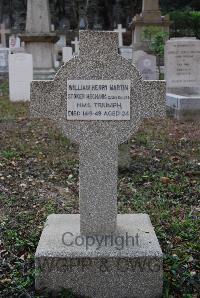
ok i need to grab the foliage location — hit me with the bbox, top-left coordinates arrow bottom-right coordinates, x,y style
142,26 -> 169,58
142,26 -> 169,78
170,11 -> 200,39
160,0 -> 200,13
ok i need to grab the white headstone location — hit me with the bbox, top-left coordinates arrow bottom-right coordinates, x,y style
62,46 -> 73,63
0,48 -> 9,72
71,37 -> 79,56
9,53 -> 33,102
114,24 -> 126,47
9,35 -> 21,51
165,38 -> 200,89
120,47 -> 133,61
56,35 -> 66,48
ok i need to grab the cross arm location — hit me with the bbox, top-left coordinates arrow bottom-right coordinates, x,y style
30,81 -> 61,121
142,81 -> 166,119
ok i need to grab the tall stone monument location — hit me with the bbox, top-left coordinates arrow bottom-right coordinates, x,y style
31,31 -> 166,297
131,0 -> 170,51
21,0 -> 58,80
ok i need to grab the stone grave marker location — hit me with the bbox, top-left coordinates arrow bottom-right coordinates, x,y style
71,37 -> 79,56
114,24 -> 126,47
20,0 -> 58,80
0,23 -> 10,47
31,31 -> 166,297
9,53 -> 33,101
0,48 -> 9,73
137,53 -> 158,80
133,50 -> 158,80
165,37 -> 200,119
119,47 -> 133,61
9,35 -> 21,53
62,46 -> 73,63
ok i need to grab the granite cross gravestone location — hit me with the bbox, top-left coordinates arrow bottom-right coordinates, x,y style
31,31 -> 166,297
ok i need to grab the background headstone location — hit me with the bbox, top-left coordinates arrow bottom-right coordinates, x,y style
0,48 -> 9,73
119,47 -> 133,61
62,46 -> 73,63
165,38 -> 200,93
137,53 -> 158,80
56,35 -> 66,49
114,24 -> 126,47
133,50 -> 158,80
165,38 -> 200,119
9,53 -> 33,102
130,0 -> 170,52
71,37 -> 79,56
0,23 -> 10,47
20,0 -> 58,80
9,35 -> 21,52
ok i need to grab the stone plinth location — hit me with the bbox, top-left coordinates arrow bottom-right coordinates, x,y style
21,0 -> 58,80
130,0 -> 171,52
35,214 -> 163,298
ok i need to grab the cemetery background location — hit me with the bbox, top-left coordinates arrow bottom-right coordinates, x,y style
0,0 -> 200,297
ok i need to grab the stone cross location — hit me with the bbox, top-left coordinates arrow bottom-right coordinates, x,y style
114,24 -> 126,47
71,37 -> 80,56
30,31 -> 165,235
142,0 -> 159,11
0,24 -> 10,47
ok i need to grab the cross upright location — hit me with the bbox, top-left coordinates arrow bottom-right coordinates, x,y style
0,24 -> 10,47
71,37 -> 80,56
31,30 -> 165,235
114,24 -> 126,47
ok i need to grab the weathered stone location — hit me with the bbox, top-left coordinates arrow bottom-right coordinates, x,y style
9,53 -> 33,102
31,30 -> 165,234
31,30 -> 165,296
131,0 -> 170,52
0,23 -> 10,47
36,214 -> 163,298
21,0 -> 58,80
137,52 -> 158,80
62,46 -> 73,62
0,48 -> 9,73
165,38 -> 200,119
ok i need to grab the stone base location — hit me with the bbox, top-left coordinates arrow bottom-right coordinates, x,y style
166,93 -> 200,120
35,214 -> 163,298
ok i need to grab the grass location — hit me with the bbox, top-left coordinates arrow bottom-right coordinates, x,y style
0,96 -> 199,297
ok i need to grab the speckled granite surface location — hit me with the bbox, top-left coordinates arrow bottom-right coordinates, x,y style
32,31 -> 165,297
30,30 -> 166,235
